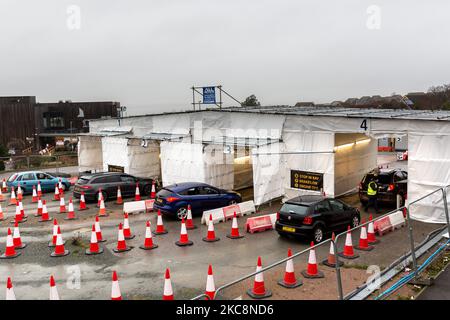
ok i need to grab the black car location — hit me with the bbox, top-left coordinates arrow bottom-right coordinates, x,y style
275,195 -> 360,243
73,172 -> 158,202
358,169 -> 407,207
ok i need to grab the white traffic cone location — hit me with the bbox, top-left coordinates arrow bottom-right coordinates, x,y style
111,271 -> 122,300
49,275 -> 60,300
6,277 -> 16,300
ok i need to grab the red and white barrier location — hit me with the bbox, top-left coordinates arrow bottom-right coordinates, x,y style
374,210 -> 406,236
245,213 -> 277,234
201,201 -> 256,225
123,199 -> 154,215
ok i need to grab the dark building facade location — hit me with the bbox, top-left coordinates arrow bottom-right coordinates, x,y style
0,96 -> 119,153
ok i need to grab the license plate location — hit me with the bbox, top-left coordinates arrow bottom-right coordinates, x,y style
282,226 -> 295,233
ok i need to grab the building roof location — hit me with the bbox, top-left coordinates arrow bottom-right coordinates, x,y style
216,106 -> 450,121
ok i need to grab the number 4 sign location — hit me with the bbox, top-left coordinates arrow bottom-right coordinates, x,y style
359,119 -> 371,132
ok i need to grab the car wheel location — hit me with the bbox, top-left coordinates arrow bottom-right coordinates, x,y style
351,215 -> 360,228
228,199 -> 237,205
176,207 -> 188,220
312,226 -> 324,243
60,184 -> 67,191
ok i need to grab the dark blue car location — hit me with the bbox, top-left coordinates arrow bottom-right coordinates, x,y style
153,182 -> 242,219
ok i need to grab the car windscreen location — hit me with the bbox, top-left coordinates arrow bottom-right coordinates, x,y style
157,188 -> 174,198
363,174 -> 391,185
77,177 -> 90,185
7,174 -> 18,182
280,203 -> 310,216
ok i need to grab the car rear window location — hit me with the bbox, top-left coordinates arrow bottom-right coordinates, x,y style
157,188 -> 173,198
280,203 -> 310,216
8,174 -> 18,182
363,174 -> 391,184
77,177 -> 90,185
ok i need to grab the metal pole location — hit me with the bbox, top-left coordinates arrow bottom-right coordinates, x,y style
405,205 -> 418,274
442,188 -> 450,237
218,85 -> 222,109
333,239 -> 344,300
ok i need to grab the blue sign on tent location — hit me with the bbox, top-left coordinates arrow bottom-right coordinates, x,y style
203,87 -> 216,104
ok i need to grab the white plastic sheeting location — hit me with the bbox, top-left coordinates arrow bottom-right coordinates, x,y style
334,133 -> 377,196
78,135 -> 103,172
101,137 -> 160,178
252,142 -> 285,205
283,131 -> 335,200
408,133 -> 450,223
127,139 -> 160,178
160,141 -> 234,190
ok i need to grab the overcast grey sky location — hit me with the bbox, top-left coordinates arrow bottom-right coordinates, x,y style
1,0 -> 449,115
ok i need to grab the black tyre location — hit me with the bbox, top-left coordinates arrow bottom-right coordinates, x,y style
351,215 -> 360,228
176,206 -> 188,220
97,191 -> 108,202
143,185 -> 152,196
312,225 -> 325,243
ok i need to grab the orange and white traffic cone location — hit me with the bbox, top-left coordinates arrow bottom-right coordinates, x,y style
278,248 -> 302,288
98,197 -> 108,217
19,200 -> 26,219
2,179 -> 7,193
9,188 -> 16,206
150,181 -> 156,199
205,265 -> 216,300
6,277 -> 16,300
64,198 -> 76,220
50,226 -> 70,257
301,242 -> 325,278
246,256 -> 272,299
322,232 -> 343,268
0,188 -> 5,202
79,192 -> 87,211
355,219 -> 374,251
59,196 -> 66,214
175,217 -> 193,246
39,200 -> 52,222
35,197 -> 43,217
116,187 -> 123,205
86,224 -> 103,255
0,204 -> 4,221
153,210 -> 168,235
12,202 -> 26,224
185,205 -> 196,230
367,214 -> 379,244
338,226 -> 359,259
0,228 -> 21,259
31,185 -> 38,203
162,268 -> 174,300
111,271 -> 122,300
113,223 -> 133,253
13,221 -> 26,249
97,189 -> 102,207
135,183 -> 141,201
226,212 -> 244,239
202,214 -> 220,242
139,221 -> 158,250
49,275 -> 60,300
53,184 -> 60,201
37,182 -> 42,197
58,179 -> 64,197
17,184 -> 23,201
95,216 -> 106,242
48,219 -> 63,247
123,213 -> 135,239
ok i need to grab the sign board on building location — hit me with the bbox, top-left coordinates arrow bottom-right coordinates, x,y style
290,170 -> 323,191
203,87 -> 216,104
108,165 -> 124,173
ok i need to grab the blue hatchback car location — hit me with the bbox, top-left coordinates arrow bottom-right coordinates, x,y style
153,182 -> 242,219
6,171 -> 71,194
